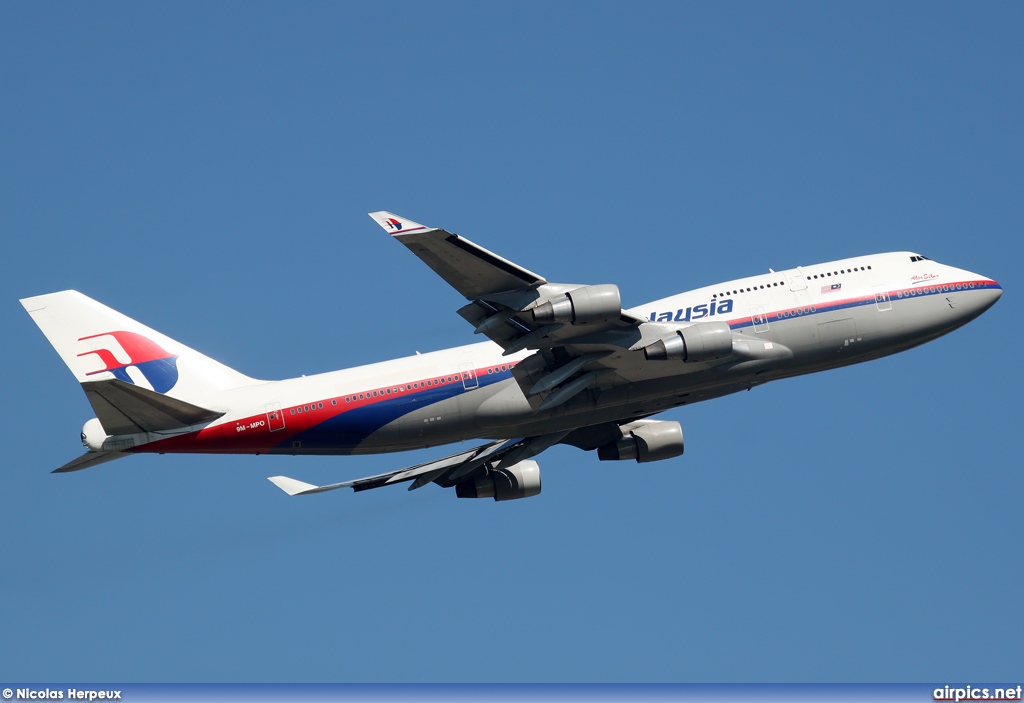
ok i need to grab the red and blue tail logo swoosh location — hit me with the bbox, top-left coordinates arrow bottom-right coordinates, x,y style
77,331 -> 180,393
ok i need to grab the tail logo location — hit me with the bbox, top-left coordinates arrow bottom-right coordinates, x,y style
385,217 -> 404,231
77,331 -> 180,393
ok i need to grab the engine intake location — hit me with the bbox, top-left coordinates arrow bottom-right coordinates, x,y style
455,460 -> 542,501
644,321 -> 733,362
532,284 -> 621,325
598,420 -> 684,463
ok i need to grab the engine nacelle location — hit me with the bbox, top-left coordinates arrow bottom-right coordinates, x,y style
532,284 -> 621,325
81,418 -> 109,451
455,460 -> 542,501
597,420 -> 684,463
644,321 -> 733,362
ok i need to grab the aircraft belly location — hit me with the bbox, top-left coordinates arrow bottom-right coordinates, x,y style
850,294 -> 964,349
358,377 -> 541,449
356,394 -> 470,452
755,292 -> 959,365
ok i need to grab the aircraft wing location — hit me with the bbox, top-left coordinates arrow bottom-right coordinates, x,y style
368,212 -> 547,300
369,212 -> 671,410
267,432 -> 567,496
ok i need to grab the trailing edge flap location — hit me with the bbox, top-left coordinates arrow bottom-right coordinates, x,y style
54,451 -> 128,474
82,379 -> 224,435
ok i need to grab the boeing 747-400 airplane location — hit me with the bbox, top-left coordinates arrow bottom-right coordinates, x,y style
21,212 -> 1002,501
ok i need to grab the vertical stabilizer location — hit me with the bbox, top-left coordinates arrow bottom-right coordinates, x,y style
21,290 -> 261,407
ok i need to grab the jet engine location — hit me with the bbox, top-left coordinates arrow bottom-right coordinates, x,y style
455,460 -> 542,501
644,321 -> 733,362
532,284 -> 621,325
597,420 -> 684,463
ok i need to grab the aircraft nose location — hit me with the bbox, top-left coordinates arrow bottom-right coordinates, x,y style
979,277 -> 1001,304
961,274 -> 1002,319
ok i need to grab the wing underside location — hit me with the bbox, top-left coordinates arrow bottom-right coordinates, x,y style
368,211 -> 674,409
268,426 -> 577,496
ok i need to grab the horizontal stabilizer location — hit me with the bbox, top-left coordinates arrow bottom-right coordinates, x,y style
83,379 -> 224,435
54,451 -> 128,474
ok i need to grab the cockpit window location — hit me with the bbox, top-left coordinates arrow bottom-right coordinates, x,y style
909,255 -> 930,262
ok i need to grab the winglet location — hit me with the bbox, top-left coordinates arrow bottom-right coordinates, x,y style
267,475 -> 321,496
368,211 -> 431,236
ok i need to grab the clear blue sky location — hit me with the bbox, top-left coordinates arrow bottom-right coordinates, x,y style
2,1 -> 1021,683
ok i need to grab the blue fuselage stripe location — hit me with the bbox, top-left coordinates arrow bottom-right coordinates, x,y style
275,367 -> 513,451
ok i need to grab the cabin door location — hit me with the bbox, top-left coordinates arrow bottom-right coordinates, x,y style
265,402 -> 286,432
874,286 -> 892,312
459,363 -> 479,390
749,305 -> 769,333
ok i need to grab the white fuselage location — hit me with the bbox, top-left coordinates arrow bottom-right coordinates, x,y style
136,251 -> 1000,458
